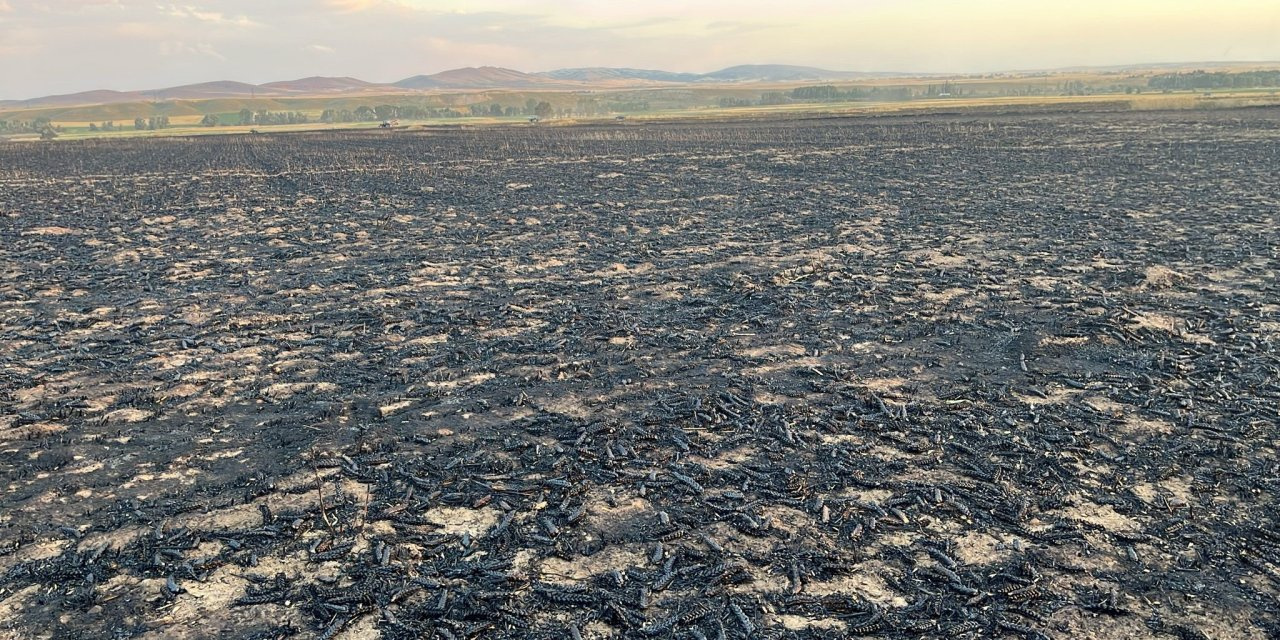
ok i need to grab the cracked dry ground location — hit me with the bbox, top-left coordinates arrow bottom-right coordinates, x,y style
1,110 -> 1278,640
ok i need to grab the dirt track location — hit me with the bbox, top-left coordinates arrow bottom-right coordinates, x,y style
2,111 -> 1279,639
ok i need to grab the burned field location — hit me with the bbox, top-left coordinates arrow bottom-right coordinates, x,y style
1,110 -> 1279,640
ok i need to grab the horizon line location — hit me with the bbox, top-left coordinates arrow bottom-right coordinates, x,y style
4,58 -> 1280,104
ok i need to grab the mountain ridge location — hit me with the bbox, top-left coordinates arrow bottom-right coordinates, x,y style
5,61 -> 1276,110
2,64 -> 889,109
258,76 -> 382,93
536,67 -> 706,83
394,66 -> 566,90
702,64 -> 903,81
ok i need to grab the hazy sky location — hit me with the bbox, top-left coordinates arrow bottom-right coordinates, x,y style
2,0 -> 1278,99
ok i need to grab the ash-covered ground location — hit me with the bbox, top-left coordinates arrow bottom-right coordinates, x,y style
1,110 -> 1278,639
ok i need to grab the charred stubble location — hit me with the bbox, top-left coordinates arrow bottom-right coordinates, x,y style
1,110 -> 1278,639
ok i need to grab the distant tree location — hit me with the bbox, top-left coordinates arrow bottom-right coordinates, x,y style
575,98 -> 602,116
88,123 -> 99,132
534,101 -> 553,118
354,105 -> 377,121
608,100 -> 651,112
1149,70 -> 1280,90
1061,80 -> 1087,96
134,118 -> 146,130
199,114 -> 219,127
39,124 -> 58,140
759,92 -> 789,106
239,108 -> 254,125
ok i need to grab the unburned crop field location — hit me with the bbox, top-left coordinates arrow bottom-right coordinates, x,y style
1,111 -> 1278,639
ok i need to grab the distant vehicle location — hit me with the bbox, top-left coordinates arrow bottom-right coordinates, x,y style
615,115 -> 626,121
528,117 -> 540,123
379,121 -> 392,128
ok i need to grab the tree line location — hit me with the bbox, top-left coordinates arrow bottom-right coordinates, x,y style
237,109 -> 311,126
88,116 -> 171,131
320,105 -> 466,122
318,98 -> 650,123
1148,70 -> 1280,90
197,110 -> 311,127
0,118 -> 59,139
721,84 -> 947,108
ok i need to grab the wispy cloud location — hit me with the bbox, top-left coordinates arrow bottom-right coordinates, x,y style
16,0 -> 127,15
158,40 -> 225,60
163,4 -> 259,28
325,0 -> 405,13
705,19 -> 779,36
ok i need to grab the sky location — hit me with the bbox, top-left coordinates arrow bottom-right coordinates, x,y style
1,0 -> 1278,99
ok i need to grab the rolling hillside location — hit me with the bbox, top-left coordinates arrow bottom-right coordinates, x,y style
537,68 -> 704,83
5,64 -> 892,109
4,61 -> 1277,124
259,76 -> 383,93
702,64 -> 899,81
395,67 -> 564,90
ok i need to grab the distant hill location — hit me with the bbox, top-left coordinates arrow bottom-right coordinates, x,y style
1020,61 -> 1280,74
259,76 -> 382,93
153,81 -> 265,100
6,89 -> 150,109
2,79 -> 386,111
538,68 -> 703,83
9,81 -> 275,110
702,64 -> 877,82
391,75 -> 439,90
8,61 -> 1274,112
5,64 -> 896,109
396,67 -> 558,90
